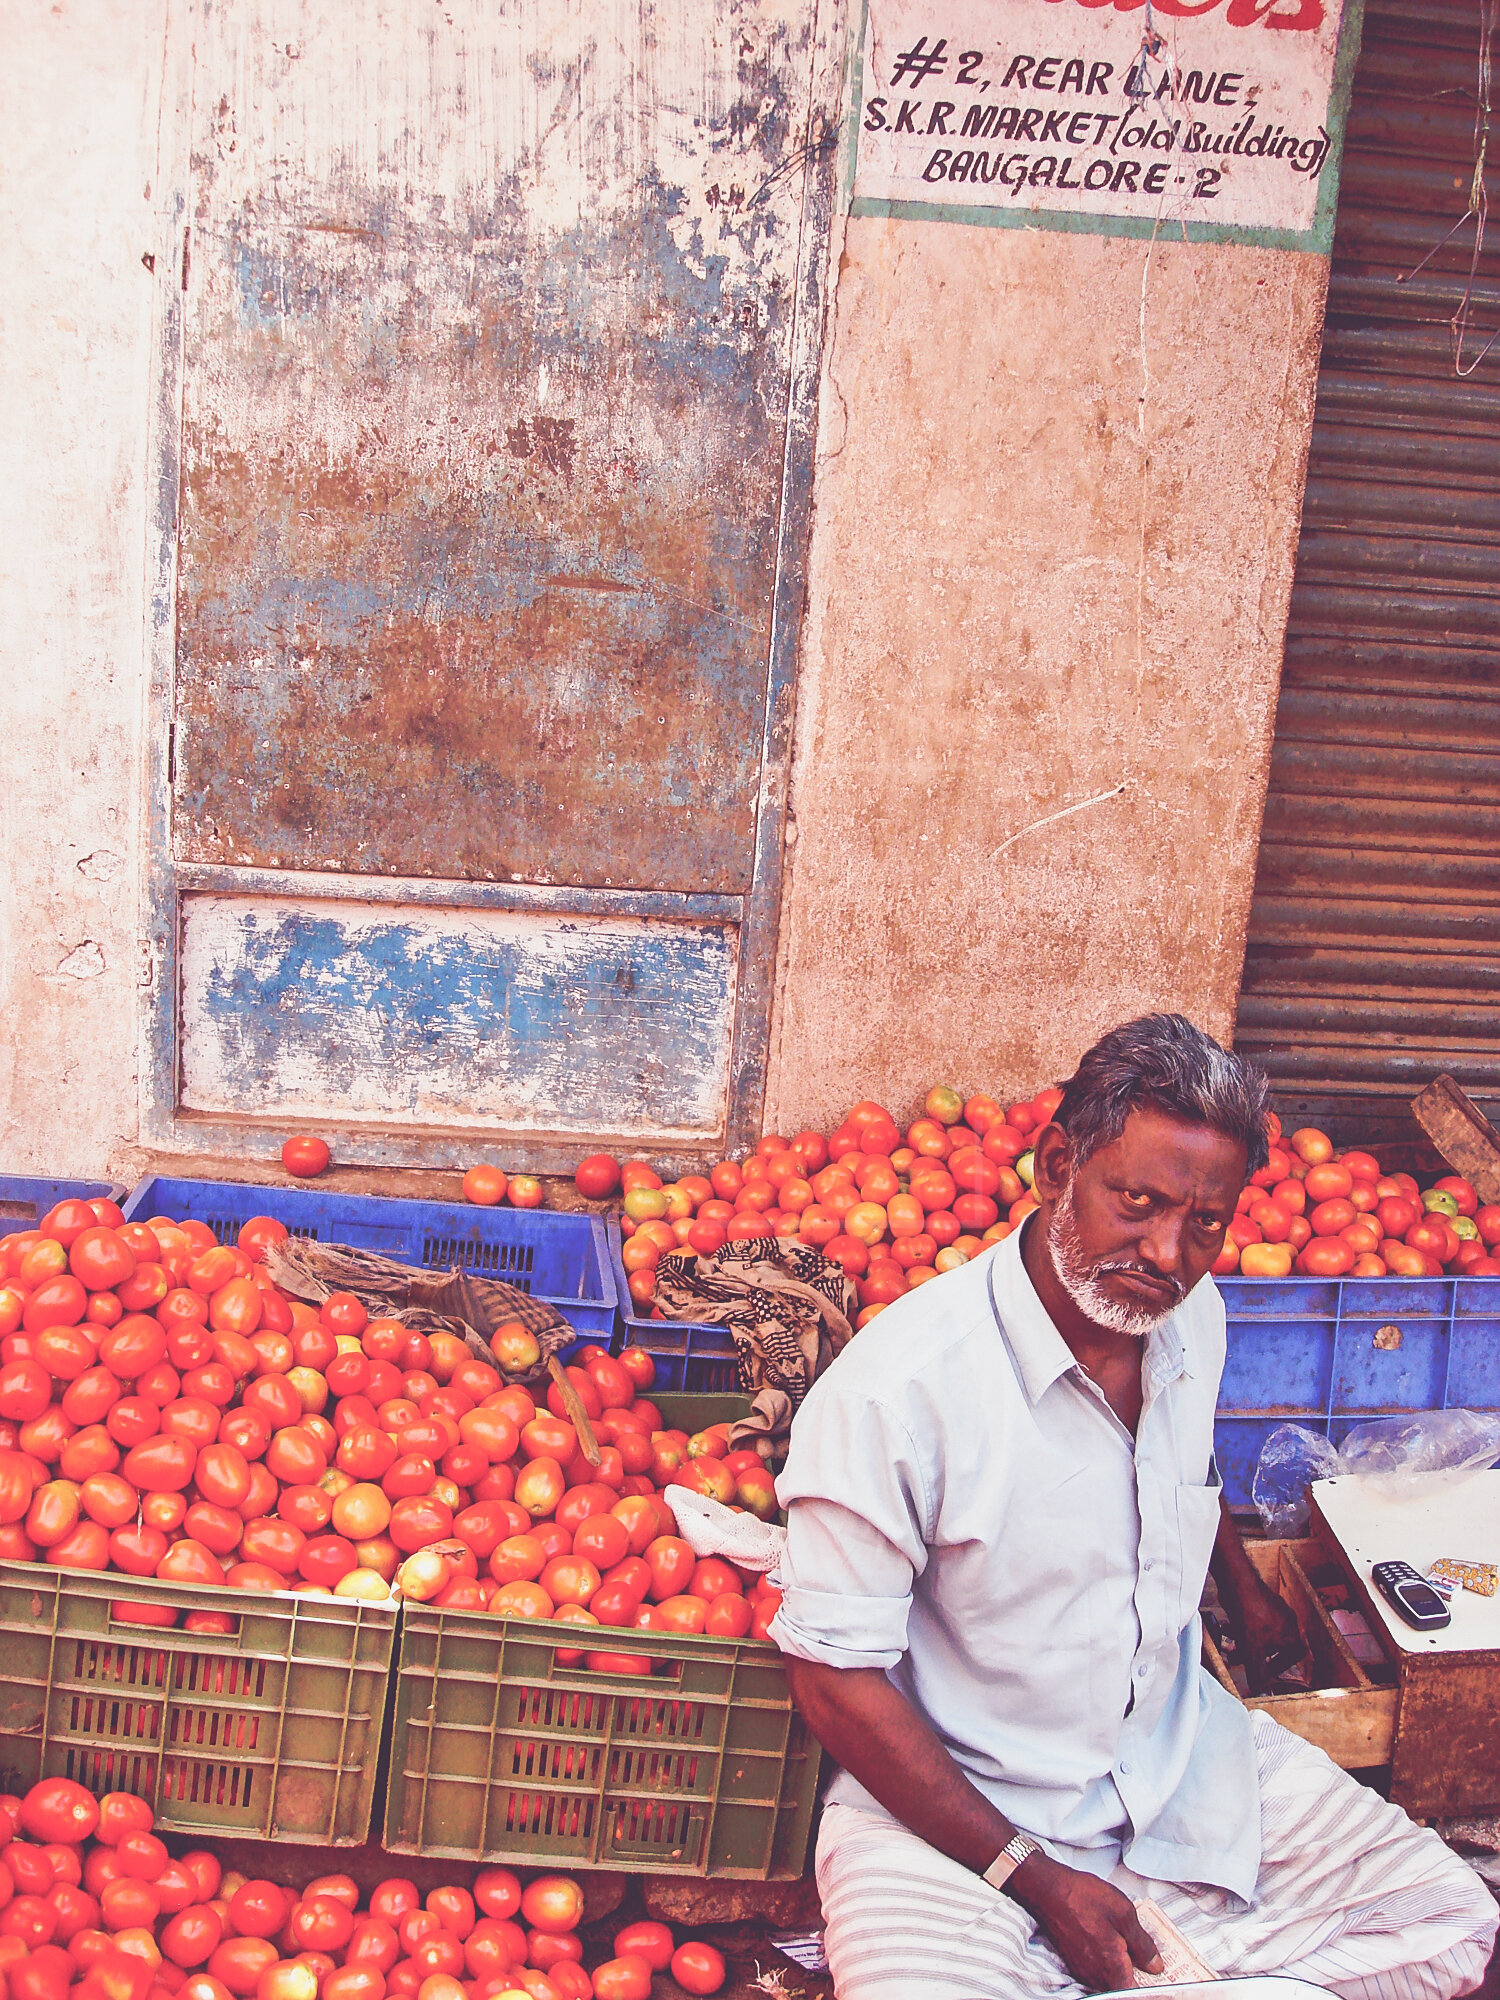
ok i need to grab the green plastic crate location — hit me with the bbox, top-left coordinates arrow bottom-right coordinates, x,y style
383,1394 -> 820,1877
0,1563 -> 395,1845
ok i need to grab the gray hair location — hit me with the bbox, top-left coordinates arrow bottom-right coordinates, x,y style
1052,1013 -> 1271,1178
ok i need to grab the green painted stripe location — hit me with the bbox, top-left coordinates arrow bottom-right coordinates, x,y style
847,193 -> 1332,251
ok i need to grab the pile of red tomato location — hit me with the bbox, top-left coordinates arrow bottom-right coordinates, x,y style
0,1199 -> 782,1662
569,1089 -> 1500,1306
593,1083 -> 1063,1329
1220,1117 -> 1500,1280
0,1777 -> 726,2000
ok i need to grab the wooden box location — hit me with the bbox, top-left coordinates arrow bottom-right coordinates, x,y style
1201,1536 -> 1398,1771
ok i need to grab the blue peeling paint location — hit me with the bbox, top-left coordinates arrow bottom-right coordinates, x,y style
184,902 -> 738,1134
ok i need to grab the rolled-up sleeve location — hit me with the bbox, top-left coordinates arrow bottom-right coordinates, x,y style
768,1383 -> 932,1671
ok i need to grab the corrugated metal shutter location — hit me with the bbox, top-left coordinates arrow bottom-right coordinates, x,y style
1234,0 -> 1500,1153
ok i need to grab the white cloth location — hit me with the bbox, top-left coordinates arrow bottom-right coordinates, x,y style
771,1224 -> 1261,1897
666,1485 -> 785,1573
816,1711 -> 1498,2000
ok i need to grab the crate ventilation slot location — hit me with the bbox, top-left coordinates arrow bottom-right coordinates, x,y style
425,1236 -> 535,1281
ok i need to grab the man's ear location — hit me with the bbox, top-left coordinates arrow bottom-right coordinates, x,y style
1030,1121 -> 1073,1204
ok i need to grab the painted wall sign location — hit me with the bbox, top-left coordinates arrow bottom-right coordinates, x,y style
850,0 -> 1362,249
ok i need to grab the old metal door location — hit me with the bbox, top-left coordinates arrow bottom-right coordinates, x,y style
143,0 -> 840,1168
1234,0 -> 1500,1151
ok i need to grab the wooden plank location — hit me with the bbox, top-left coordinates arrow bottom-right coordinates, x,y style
1246,1684 -> 1398,1769
1410,1074 -> 1500,1204
178,892 -> 738,1142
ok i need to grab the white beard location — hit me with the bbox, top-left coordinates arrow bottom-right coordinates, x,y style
1046,1183 -> 1184,1339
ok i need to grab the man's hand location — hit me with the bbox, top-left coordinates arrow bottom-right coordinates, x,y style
1210,1496 -> 1310,1695
1010,1854 -> 1163,1992
1235,1573 -> 1307,1690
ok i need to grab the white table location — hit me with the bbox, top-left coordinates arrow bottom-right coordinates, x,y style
1312,1471 -> 1500,1657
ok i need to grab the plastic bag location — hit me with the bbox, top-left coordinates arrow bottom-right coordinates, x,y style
1252,1409 -> 1500,1536
1252,1424 -> 1343,1537
1338,1408 -> 1500,1495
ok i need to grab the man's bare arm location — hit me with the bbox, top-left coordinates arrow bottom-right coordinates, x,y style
1209,1493 -> 1307,1694
785,1658 -> 1161,1993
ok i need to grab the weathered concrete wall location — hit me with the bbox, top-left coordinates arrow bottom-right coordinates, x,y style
0,3 -> 165,1176
764,216 -> 1327,1131
0,4 -> 1325,1175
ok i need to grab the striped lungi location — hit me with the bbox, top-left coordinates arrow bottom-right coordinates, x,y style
816,1712 -> 1497,2000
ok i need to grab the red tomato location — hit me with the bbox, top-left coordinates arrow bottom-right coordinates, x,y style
22,1278 -> 88,1337
19,1780 -> 99,1846
0,1897 -> 58,1949
68,1231 -> 136,1295
239,1375 -> 303,1432
467,1871 -> 521,1925
606,1924 -> 670,1973
39,1202 -> 97,1249
120,1433 -> 195,1492
156,1539 -> 225,1587
290,1897 -> 355,1953
298,1535 -> 357,1584
705,1592 -> 752,1636
228,1881 -> 290,1941
76,1473 -> 134,1531
462,1165 -> 508,1207
518,1877 -> 584,1934
591,1957 -> 652,2000
57,1423 -> 116,1482
55,1367 -> 117,1431
97,1318 -> 167,1381
281,1138 -> 331,1178
389,1496 -> 452,1553
320,1293 -> 368,1337
670,1943 -> 726,1995
572,1154 -> 622,1199
208,1937 -> 280,1996
237,1217 -> 289,1263
160,1907 -> 224,1969
238,1518 -> 305,1575
113,1265 -> 170,1314
528,1933 -> 583,1970
463,1919 -> 522,1978
181,1503 -> 243,1557
46,1518 -> 109,1570
179,1850 -> 221,1901
113,1831 -> 168,1882
104,1524 -> 166,1576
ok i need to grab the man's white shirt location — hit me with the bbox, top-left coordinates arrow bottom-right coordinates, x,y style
771,1219 -> 1262,1900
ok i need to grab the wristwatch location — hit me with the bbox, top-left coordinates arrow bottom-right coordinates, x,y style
983,1832 -> 1043,1893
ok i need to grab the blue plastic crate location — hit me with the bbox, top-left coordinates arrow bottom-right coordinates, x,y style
122,1175 -> 616,1340
605,1214 -> 739,1393
1214,1274 -> 1500,1506
0,1175 -> 126,1241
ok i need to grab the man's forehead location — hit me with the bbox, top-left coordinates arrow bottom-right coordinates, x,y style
1085,1105 -> 1246,1191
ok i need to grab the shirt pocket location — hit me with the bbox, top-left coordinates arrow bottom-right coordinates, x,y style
1172,1472 -> 1223,1632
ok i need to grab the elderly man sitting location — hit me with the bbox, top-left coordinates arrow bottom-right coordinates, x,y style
772,1015 -> 1498,1999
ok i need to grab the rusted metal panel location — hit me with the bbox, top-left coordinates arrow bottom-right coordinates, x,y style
1234,0 -> 1500,1149
179,892 -> 738,1141
141,0 -> 842,1166
176,1 -> 816,894
1390,1654 -> 1500,1819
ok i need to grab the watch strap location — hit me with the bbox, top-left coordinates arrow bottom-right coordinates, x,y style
983,1832 -> 1042,1893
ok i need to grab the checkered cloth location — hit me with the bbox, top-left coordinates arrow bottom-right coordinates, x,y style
651,1238 -> 855,1406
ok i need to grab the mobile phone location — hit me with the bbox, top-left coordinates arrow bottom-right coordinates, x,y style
1371,1560 -> 1450,1631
